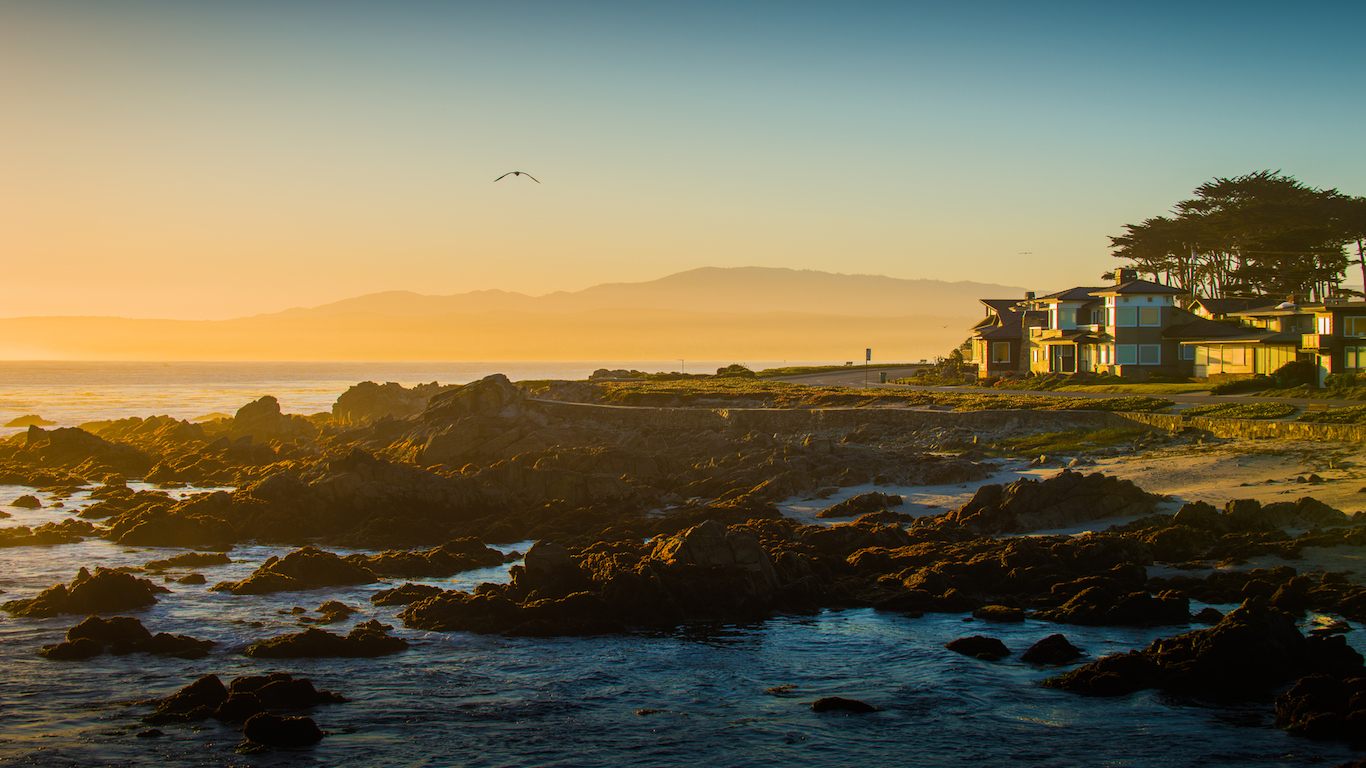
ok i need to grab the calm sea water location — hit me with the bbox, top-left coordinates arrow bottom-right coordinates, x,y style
0,361 -> 838,433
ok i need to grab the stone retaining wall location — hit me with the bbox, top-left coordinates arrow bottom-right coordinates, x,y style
530,399 -> 1366,443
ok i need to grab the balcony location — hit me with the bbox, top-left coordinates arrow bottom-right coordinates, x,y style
1302,333 -> 1331,350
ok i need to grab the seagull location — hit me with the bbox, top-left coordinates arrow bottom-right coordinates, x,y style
494,171 -> 540,183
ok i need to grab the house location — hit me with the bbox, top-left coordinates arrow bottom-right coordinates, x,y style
1187,297 -> 1265,320
967,296 -> 1041,377
970,270 -> 1199,380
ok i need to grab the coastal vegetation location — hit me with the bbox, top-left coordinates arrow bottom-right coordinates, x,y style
1181,402 -> 1298,420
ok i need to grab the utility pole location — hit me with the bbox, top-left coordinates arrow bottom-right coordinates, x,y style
865,348 -> 871,388
679,359 -> 685,374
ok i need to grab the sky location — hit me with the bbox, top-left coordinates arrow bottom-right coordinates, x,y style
2,0 -> 1364,320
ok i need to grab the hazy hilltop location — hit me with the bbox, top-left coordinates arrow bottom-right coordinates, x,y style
0,267 -> 1016,361
267,267 -> 1026,319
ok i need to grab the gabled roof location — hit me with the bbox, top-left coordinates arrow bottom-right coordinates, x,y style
1037,286 -> 1107,302
1091,279 -> 1185,297
979,323 -> 1023,340
1229,303 -> 1312,317
972,311 -> 1023,338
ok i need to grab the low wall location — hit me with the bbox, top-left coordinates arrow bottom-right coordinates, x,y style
530,398 -> 1366,443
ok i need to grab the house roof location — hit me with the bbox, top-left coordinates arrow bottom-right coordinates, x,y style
979,323 -> 1023,340
1190,297 -> 1265,316
1176,329 -> 1301,345
981,299 -> 1025,314
1037,286 -> 1107,302
1229,303 -> 1312,317
1091,279 -> 1185,297
1162,317 -> 1246,340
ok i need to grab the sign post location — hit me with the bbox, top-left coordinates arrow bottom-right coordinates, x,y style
865,348 -> 871,388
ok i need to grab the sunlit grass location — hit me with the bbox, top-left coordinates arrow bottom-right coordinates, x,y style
993,427 -> 1149,457
1183,402 -> 1297,420
1056,383 -> 1210,395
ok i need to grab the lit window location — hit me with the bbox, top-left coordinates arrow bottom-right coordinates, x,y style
991,342 -> 1011,363
1318,316 -> 1333,335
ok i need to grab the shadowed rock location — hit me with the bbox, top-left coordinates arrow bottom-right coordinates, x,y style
946,635 -> 1010,661
811,696 -> 881,713
242,713 -> 324,748
1021,634 -> 1084,665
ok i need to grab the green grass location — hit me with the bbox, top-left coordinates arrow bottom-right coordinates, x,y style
1298,404 -> 1366,424
591,379 -> 1174,413
1182,402 -> 1297,420
993,427 -> 1149,457
1056,383 -> 1210,395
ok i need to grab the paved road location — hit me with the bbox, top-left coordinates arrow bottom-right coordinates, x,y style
769,366 -> 1366,410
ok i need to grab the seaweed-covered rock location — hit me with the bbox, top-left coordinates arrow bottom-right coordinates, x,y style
371,583 -> 445,606
3,568 -> 167,617
948,470 -> 1159,535
145,674 -> 230,723
144,552 -> 232,571
1275,674 -> 1366,743
345,537 -> 505,578
0,519 -> 96,547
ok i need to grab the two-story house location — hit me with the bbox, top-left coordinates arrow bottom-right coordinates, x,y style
968,296 -> 1044,377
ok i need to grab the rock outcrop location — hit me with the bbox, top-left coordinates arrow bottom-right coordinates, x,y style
244,621 -> 408,658
2,568 -> 168,617
39,615 -> 213,660
212,547 -> 377,595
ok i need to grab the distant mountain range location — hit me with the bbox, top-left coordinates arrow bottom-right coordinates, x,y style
2,268 -> 1023,361
266,267 -> 1026,319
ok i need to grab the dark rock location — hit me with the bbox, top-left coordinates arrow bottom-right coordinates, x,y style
1021,634 -> 1084,665
39,636 -> 103,660
810,696 -> 880,713
1276,674 -> 1366,743
1036,588 -> 1189,627
177,573 -> 206,585
212,546 -> 377,595
816,492 -> 904,519
371,583 -> 445,606
135,729 -> 163,738
11,495 -> 41,509
1045,598 -> 1365,698
3,567 -> 166,617
242,712 -> 324,748
972,605 -> 1025,622
244,621 -> 407,658
144,552 -> 232,571
145,674 -> 229,723
948,470 -> 1159,535
946,635 -> 1010,661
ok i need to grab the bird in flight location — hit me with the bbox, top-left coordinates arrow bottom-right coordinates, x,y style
494,171 -> 540,183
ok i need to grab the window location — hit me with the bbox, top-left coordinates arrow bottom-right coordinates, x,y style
1226,346 -> 1246,366
1139,345 -> 1161,365
1116,307 -> 1138,327
1031,349 -> 1038,362
1146,296 -> 1153,302
1117,345 -> 1137,365
1318,316 -> 1333,335
1345,317 -> 1366,337
1180,344 -> 1195,360
1139,307 -> 1160,326
1347,346 -> 1366,369
1099,346 -> 1110,364
991,342 -> 1011,363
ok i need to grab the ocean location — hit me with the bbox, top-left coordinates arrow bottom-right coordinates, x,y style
0,362 -> 1360,766
0,361 -> 836,434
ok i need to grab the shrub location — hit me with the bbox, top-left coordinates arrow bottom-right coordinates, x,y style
1273,360 -> 1318,388
1183,402 -> 1296,420
715,364 -> 757,379
1324,372 -> 1366,391
1209,375 -> 1274,395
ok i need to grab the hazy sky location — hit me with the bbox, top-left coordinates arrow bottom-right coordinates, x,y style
3,1 -> 1363,319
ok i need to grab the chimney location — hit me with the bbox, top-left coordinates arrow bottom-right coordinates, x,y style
1116,268 -> 1137,284
1024,291 -> 1035,301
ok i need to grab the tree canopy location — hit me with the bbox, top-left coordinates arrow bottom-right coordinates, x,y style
1110,171 -> 1366,301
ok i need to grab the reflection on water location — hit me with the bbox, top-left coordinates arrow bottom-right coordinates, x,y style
0,481 -> 1362,767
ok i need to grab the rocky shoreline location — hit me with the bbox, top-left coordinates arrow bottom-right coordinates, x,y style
5,374 -> 1366,757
